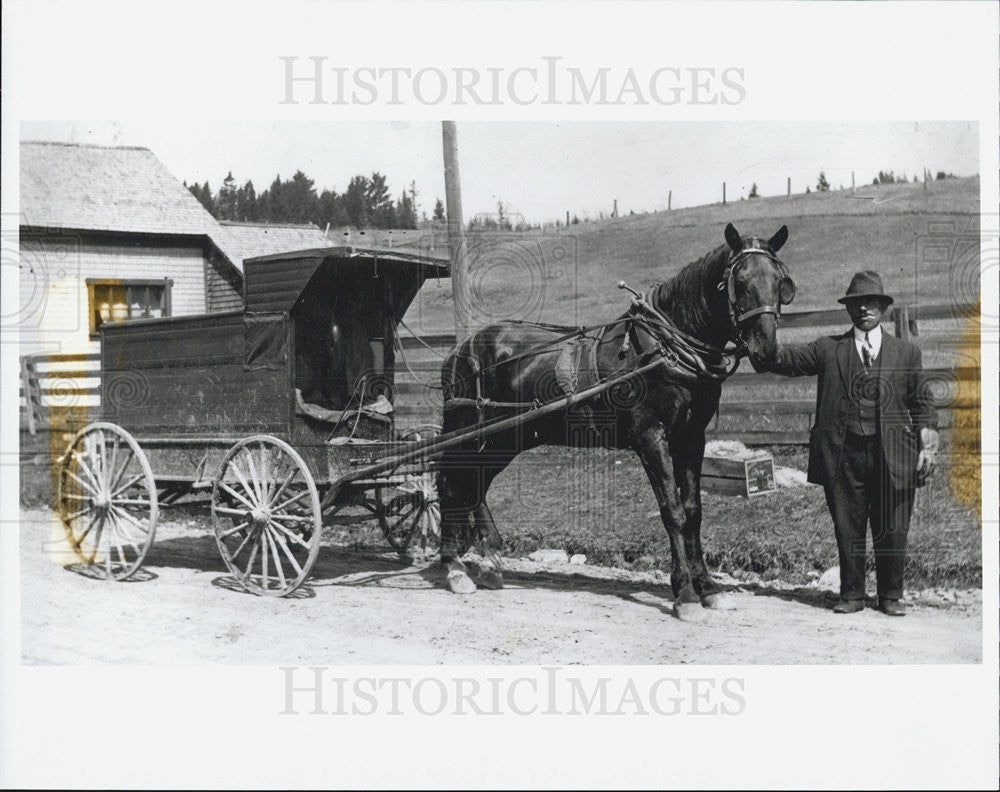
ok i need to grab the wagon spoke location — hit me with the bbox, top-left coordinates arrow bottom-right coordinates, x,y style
228,524 -> 257,561
269,512 -> 314,524
65,503 -> 98,522
241,448 -> 264,504
110,473 -> 144,499
112,498 -> 153,508
110,504 -> 150,536
272,488 -> 311,512
227,459 -> 259,508
85,438 -> 105,491
107,435 -> 120,492
218,520 -> 249,539
264,526 -> 289,589
105,512 -> 128,565
266,464 -> 298,508
243,530 -> 262,578
269,519 -> 310,548
269,528 -> 304,576
108,449 -> 136,494
214,505 -> 249,518
69,453 -> 102,494
259,442 -> 273,505
63,467 -> 100,500
218,481 -> 256,511
260,520 -> 270,586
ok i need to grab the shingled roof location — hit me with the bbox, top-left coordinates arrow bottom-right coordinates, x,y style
20,141 -> 221,237
214,221 -> 333,272
20,141 -> 339,276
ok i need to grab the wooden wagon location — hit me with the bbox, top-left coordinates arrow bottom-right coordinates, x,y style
56,246 -> 451,596
56,242 -> 753,598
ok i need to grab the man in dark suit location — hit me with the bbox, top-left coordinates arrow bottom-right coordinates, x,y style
768,271 -> 939,615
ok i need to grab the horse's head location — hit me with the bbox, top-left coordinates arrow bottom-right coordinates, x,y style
721,222 -> 795,372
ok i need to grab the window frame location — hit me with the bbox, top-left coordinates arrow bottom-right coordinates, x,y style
86,277 -> 173,338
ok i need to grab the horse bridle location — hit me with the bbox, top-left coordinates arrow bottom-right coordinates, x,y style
717,245 -> 795,347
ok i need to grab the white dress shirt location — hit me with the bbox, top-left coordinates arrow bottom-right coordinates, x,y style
853,323 -> 883,364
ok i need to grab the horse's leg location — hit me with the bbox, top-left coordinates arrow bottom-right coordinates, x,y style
673,446 -> 733,610
635,426 -> 706,622
474,502 -> 504,590
437,457 -> 481,595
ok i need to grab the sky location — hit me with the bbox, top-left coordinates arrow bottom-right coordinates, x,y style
21,120 -> 979,225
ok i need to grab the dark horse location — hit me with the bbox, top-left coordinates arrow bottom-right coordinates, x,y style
435,223 -> 794,620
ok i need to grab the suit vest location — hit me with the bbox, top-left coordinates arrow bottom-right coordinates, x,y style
846,342 -> 881,436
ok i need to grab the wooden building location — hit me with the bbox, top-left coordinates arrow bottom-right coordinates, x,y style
18,141 -> 331,356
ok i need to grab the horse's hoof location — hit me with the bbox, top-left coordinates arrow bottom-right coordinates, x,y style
478,568 -> 504,590
446,569 -> 477,594
674,600 -> 709,622
701,593 -> 737,610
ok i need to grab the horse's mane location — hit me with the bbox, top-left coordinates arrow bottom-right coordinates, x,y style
653,242 -> 732,342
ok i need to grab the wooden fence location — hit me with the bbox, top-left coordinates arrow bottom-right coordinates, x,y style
20,302 -> 981,445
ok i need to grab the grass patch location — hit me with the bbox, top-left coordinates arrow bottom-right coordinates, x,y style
483,440 -> 981,589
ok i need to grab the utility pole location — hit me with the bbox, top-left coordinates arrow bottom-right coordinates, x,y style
722,182 -> 726,205
442,121 -> 471,340
668,190 -> 672,210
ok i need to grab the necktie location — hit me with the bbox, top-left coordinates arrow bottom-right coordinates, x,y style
861,332 -> 873,371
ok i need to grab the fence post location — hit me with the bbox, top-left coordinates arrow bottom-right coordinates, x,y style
668,190 -> 672,211
722,182 -> 726,205
20,356 -> 38,435
566,210 -> 570,228
787,177 -> 791,197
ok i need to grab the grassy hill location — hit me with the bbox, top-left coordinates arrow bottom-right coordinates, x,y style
404,176 -> 980,334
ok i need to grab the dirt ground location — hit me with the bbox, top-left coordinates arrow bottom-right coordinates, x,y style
19,507 -> 982,665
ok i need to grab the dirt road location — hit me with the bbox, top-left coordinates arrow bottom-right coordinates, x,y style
19,508 -> 981,665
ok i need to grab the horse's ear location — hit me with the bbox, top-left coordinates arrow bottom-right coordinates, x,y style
724,223 -> 742,253
767,225 -> 788,252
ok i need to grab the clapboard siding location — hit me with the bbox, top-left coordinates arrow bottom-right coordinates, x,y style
18,234 -> 208,356
205,249 -> 244,312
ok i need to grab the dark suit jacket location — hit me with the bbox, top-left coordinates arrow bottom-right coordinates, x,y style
769,329 -> 937,490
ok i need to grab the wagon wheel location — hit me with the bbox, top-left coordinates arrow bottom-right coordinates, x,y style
376,423 -> 442,556
211,435 -> 322,597
375,474 -> 441,556
57,422 -> 158,580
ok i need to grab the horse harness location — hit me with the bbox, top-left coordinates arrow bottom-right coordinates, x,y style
444,244 -> 790,425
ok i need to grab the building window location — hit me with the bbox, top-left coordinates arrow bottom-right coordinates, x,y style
87,278 -> 173,337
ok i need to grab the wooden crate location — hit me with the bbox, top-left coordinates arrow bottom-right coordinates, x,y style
702,453 -> 776,497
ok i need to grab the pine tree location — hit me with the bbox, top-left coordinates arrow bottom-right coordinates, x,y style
748,183 -> 759,198
284,170 -> 318,223
344,175 -> 370,227
816,171 -> 830,192
366,172 -> 395,227
236,180 -> 257,221
433,198 -> 446,221
215,171 -> 238,220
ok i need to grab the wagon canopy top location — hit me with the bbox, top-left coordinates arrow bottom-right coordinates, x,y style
242,245 -> 451,317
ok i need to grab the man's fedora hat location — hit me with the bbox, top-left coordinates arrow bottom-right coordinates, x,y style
838,270 -> 894,305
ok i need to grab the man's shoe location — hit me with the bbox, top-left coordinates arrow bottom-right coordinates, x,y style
833,599 -> 864,614
877,598 -> 906,617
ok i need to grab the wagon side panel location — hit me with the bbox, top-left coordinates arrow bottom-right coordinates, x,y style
100,311 -> 293,478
